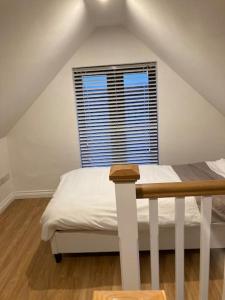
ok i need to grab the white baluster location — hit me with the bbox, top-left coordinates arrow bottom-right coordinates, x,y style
199,196 -> 212,300
115,183 -> 140,290
175,197 -> 185,300
149,198 -> 160,290
222,255 -> 225,300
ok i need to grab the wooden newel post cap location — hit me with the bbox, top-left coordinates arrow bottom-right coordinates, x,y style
109,164 -> 140,183
93,290 -> 167,300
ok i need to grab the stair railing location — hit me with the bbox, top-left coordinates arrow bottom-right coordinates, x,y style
109,164 -> 225,300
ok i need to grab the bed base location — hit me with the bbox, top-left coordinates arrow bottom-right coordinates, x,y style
50,223 -> 225,262
54,254 -> 62,263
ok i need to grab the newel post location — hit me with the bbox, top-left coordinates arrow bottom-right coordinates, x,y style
109,164 -> 141,290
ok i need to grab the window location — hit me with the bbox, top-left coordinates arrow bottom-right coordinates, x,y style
73,62 -> 158,167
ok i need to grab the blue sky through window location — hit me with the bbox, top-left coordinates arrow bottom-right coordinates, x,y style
83,75 -> 107,90
123,72 -> 151,163
82,74 -> 112,166
124,72 -> 148,87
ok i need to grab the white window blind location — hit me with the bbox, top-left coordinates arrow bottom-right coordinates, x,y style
73,62 -> 158,167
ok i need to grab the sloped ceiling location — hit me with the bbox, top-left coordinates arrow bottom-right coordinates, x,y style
1,0 -> 225,138
125,0 -> 225,116
0,0 -> 94,138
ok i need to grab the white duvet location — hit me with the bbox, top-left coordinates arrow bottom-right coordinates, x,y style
40,159 -> 225,241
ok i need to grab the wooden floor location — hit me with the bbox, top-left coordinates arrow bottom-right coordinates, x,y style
0,198 -> 224,300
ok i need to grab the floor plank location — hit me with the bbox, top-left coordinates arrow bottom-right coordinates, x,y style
0,199 -> 224,300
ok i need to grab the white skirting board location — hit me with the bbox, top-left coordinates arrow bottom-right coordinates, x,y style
0,192 -> 15,214
14,189 -> 54,199
0,189 -> 54,213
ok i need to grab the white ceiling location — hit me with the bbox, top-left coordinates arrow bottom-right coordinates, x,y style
0,0 -> 225,138
85,0 -> 126,26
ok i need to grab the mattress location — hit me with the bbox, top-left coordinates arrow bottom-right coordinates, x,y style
40,159 -> 225,241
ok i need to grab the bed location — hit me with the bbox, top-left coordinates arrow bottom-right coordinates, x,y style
40,158 -> 225,262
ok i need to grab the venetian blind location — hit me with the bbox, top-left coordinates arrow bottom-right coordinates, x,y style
73,62 -> 158,167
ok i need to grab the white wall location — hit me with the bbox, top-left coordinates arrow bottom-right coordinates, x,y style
8,26 -> 225,192
0,138 -> 13,209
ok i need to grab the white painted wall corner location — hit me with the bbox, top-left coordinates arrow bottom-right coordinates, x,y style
0,189 -> 54,214
0,192 -> 15,214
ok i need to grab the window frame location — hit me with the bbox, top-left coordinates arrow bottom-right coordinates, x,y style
73,62 -> 159,167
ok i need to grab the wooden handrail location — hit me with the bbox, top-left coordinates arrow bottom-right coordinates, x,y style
109,164 -> 225,198
136,180 -> 225,199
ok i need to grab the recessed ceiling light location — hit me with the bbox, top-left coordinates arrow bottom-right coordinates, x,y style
98,0 -> 109,3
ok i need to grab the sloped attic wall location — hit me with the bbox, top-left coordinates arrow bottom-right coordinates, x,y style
7,26 -> 225,192
0,138 -> 13,209
125,0 -> 225,116
0,0 -> 93,138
